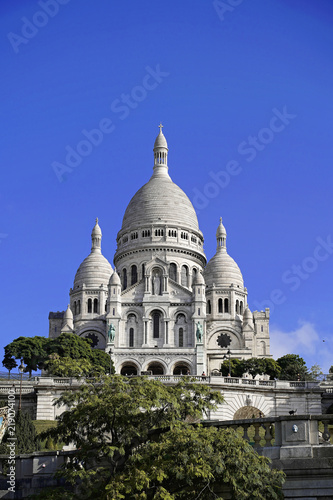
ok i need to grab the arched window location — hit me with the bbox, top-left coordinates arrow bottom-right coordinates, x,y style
235,300 -> 239,314
169,263 -> 177,281
129,328 -> 134,347
207,300 -> 211,314
122,268 -> 127,290
224,298 -> 229,313
77,300 -> 81,314
218,298 -> 223,313
240,301 -> 243,315
105,301 -> 107,312
87,298 -> 92,313
74,301 -> 77,315
142,263 -> 145,278
153,312 -> 160,338
181,265 -> 188,287
261,325 -> 264,332
192,268 -> 197,286
93,298 -> 98,313
260,341 -> 266,355
179,328 -> 184,347
131,265 -> 138,285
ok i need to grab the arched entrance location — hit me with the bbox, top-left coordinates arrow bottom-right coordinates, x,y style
147,362 -> 164,375
173,362 -> 191,375
234,406 -> 264,419
120,363 -> 138,376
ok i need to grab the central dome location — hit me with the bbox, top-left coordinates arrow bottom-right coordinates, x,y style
121,176 -> 199,231
121,126 -> 199,233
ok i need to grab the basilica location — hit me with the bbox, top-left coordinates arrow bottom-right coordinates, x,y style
49,126 -> 270,375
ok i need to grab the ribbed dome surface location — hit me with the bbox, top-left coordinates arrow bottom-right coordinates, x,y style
74,253 -> 112,289
204,251 -> 244,288
121,175 -> 199,231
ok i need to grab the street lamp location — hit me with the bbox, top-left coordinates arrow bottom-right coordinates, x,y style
222,350 -> 231,377
108,348 -> 112,375
18,359 -> 25,411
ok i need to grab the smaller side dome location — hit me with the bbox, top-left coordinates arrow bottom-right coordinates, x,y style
62,304 -> 73,330
243,306 -> 253,327
109,270 -> 121,285
243,306 -> 252,320
63,304 -> 73,321
73,219 -> 112,289
204,219 -> 244,289
194,272 -> 205,285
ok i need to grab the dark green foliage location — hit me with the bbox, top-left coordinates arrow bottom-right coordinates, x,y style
0,411 -> 39,455
39,376 -> 284,499
108,425 -> 285,499
3,336 -> 48,376
2,333 -> 115,378
2,352 -> 17,376
220,357 -> 281,380
276,354 -> 308,381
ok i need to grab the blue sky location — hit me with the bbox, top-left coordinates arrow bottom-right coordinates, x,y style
1,0 -> 333,373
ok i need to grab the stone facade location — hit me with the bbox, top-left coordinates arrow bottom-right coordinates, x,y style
49,126 -> 271,375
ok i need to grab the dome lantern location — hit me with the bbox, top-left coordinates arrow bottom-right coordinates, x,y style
216,217 -> 227,251
153,123 -> 169,176
91,217 -> 102,253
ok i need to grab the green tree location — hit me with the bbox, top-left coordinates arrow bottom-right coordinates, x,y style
276,354 -> 308,381
3,336 -> 49,377
108,425 -> 284,499
44,354 -> 93,378
2,352 -> 17,378
307,363 -> 323,381
40,376 -> 284,499
220,358 -> 244,377
220,358 -> 281,380
2,333 -> 114,378
0,410 -> 39,455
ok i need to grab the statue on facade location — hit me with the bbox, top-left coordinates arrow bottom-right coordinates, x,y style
107,323 -> 115,343
153,272 -> 161,295
196,322 -> 203,343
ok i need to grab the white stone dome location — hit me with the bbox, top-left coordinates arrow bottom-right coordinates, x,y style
73,219 -> 112,289
204,251 -> 244,288
121,175 -> 199,231
204,219 -> 244,289
74,252 -> 112,289
109,270 -> 121,285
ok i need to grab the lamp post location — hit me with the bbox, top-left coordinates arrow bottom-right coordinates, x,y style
108,348 -> 112,375
18,359 -> 25,411
222,350 -> 231,377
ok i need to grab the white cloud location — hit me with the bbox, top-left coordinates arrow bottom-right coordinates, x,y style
270,320 -> 333,373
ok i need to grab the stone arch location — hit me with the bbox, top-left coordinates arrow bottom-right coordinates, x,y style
119,361 -> 139,376
207,328 -> 243,350
234,406 -> 264,420
172,360 -> 192,375
169,262 -> 178,281
146,361 -> 165,375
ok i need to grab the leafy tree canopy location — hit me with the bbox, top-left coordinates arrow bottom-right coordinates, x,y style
3,336 -> 49,376
276,354 -> 308,381
3,333 -> 114,378
0,410 -> 39,455
40,376 -> 284,499
220,357 -> 281,380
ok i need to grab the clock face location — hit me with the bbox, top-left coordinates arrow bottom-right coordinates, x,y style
85,332 -> 99,348
217,333 -> 231,348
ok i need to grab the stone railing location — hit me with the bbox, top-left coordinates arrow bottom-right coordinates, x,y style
147,374 -> 320,390
203,414 -> 333,457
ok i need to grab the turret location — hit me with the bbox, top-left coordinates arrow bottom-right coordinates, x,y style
153,123 -> 169,176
